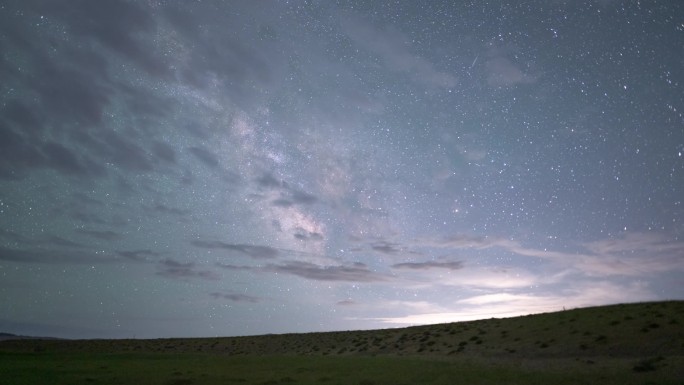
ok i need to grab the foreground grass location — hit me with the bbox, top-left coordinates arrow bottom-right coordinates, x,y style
2,351 -> 683,385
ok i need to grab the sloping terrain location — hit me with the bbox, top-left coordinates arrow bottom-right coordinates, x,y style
2,300 -> 682,359
1,301 -> 683,385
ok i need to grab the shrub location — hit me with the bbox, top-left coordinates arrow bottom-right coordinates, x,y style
632,356 -> 663,373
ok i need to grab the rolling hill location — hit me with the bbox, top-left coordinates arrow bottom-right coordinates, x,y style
1,301 -> 682,384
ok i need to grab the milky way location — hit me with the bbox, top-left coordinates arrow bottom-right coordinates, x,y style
1,1 -> 683,338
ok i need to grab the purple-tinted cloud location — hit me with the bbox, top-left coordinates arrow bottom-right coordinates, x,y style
265,261 -> 389,283
210,292 -> 260,303
192,240 -> 279,259
392,260 -> 464,271
157,258 -> 220,281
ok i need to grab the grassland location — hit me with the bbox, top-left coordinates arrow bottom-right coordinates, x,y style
1,301 -> 683,384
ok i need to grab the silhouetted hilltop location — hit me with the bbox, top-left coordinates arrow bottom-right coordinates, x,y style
0,332 -> 62,342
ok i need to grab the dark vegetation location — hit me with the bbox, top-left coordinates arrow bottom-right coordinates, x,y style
1,301 -> 683,384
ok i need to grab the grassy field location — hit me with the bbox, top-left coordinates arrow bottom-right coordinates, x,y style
1,301 -> 683,385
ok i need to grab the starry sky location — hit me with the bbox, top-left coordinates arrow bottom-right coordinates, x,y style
1,1 -> 683,339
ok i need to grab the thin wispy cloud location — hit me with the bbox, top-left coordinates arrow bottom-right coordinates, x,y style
341,16 -> 457,89
210,292 -> 261,303
265,261 -> 390,283
191,240 -> 280,259
157,259 -> 220,281
392,260 -> 464,271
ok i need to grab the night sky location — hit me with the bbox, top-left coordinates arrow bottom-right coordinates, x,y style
1,1 -> 683,339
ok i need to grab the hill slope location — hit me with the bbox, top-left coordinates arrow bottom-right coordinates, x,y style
2,300 -> 682,359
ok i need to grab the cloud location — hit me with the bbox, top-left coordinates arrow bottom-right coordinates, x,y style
46,236 -> 84,248
116,249 -> 161,262
336,300 -> 358,306
341,17 -> 456,89
576,233 -> 684,276
157,3 -> 288,108
290,190 -> 318,205
270,189 -> 318,208
55,128 -> 154,175
498,233 -> 684,277
392,260 -> 464,271
272,198 -> 294,208
70,192 -> 105,206
0,123 -> 105,179
210,292 -> 260,303
369,280 -> 657,326
191,240 -> 279,259
188,146 -> 220,168
254,172 -> 319,209
151,141 -> 177,163
265,261 -> 389,282
447,267 -> 560,290
0,247 -> 117,264
215,263 -> 254,270
256,173 -> 282,189
0,123 -> 46,179
484,46 -> 537,87
214,259 -> 388,283
371,241 -> 402,254
47,0 -> 168,78
68,210 -> 112,226
415,234 -> 511,249
456,293 -> 539,306
246,171 -> 327,251
0,229 -> 30,244
485,57 -> 536,86
584,232 -> 684,256
156,258 -> 220,281
2,99 -> 43,132
150,203 -> 190,216
76,229 -> 124,241
293,229 -> 324,242
414,232 -> 684,277
41,141 -> 101,176
2,230 -> 104,251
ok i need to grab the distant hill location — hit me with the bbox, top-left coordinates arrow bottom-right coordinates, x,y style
0,332 -> 62,342
1,301 -> 682,360
0,332 -> 18,340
